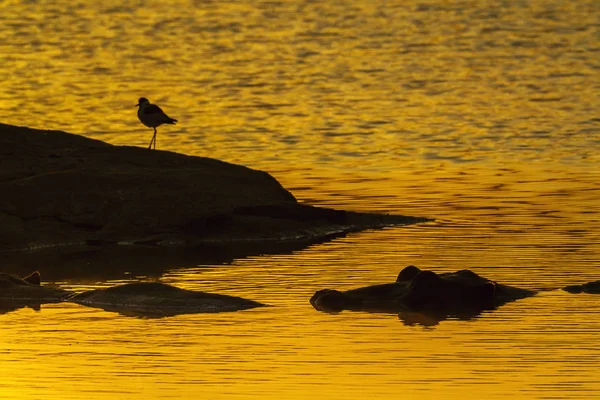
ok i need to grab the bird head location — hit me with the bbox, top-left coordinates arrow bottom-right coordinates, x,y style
136,97 -> 150,107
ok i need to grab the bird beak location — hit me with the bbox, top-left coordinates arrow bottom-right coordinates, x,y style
135,104 -> 139,107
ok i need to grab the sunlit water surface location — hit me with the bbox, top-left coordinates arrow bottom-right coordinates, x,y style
1,0 -> 599,399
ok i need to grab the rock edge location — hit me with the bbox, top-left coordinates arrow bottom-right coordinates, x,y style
0,123 -> 429,252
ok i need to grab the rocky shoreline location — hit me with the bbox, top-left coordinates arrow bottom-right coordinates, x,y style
0,123 -> 429,254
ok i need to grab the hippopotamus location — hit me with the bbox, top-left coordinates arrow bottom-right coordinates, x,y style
310,265 -> 599,325
67,282 -> 265,317
0,271 -> 265,317
562,281 -> 600,294
0,271 -> 69,314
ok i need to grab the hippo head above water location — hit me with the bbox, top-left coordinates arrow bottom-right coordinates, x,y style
400,269 -> 497,313
0,271 -> 68,300
0,271 -> 70,314
0,271 -> 41,287
310,265 -> 539,324
0,271 -> 266,317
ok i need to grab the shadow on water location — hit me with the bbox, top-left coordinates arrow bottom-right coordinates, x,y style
0,233 -> 356,282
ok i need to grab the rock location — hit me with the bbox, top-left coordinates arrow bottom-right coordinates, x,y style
0,123 -> 428,252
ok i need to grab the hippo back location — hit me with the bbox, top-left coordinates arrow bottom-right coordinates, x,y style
69,282 -> 265,317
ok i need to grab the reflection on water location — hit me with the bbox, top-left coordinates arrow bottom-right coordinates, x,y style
1,0 -> 599,399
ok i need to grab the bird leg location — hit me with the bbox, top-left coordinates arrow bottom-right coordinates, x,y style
148,128 -> 157,150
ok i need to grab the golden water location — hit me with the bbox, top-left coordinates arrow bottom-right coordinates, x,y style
1,0 -> 599,398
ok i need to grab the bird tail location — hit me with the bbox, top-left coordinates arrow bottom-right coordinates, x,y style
166,118 -> 177,124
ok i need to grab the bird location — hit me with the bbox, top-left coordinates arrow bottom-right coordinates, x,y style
136,97 -> 178,150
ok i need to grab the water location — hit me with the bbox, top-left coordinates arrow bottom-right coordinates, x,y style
1,0 -> 599,398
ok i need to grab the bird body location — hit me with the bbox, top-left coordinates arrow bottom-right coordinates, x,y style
136,97 -> 177,149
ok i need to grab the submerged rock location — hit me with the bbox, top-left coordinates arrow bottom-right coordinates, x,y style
0,123 -> 427,252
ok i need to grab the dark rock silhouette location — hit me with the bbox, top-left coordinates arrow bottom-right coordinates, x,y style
310,266 -> 598,325
0,271 -> 265,317
0,123 -> 428,254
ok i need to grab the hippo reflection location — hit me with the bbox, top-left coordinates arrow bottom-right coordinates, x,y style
310,265 -> 599,325
0,272 -> 265,317
562,281 -> 600,294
